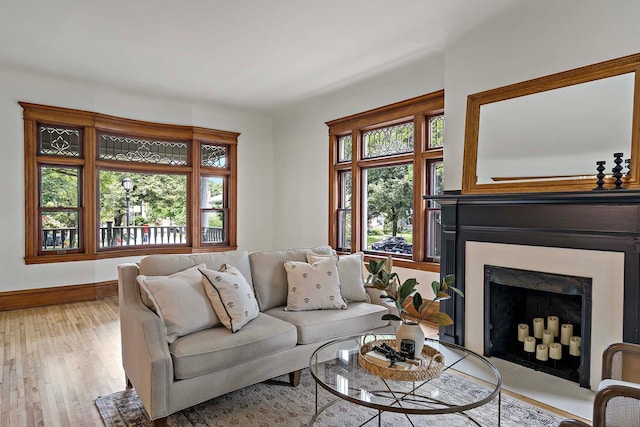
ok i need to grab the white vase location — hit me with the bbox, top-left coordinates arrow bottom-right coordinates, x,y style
396,322 -> 425,357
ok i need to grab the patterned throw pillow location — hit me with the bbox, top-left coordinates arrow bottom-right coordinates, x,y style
283,256 -> 347,311
200,265 -> 260,333
306,252 -> 369,302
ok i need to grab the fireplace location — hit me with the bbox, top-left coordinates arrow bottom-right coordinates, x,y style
427,190 -> 639,389
483,265 -> 592,387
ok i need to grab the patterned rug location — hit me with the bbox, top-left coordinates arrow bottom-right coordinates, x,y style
96,369 -> 566,426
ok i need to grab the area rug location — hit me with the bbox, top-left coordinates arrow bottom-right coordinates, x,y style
96,369 -> 566,426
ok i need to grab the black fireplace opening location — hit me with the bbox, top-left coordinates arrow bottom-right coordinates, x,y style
484,265 -> 592,388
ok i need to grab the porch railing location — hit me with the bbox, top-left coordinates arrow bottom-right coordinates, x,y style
42,225 -> 224,250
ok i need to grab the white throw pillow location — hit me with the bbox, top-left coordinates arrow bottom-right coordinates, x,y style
284,256 -> 347,311
137,264 -> 220,344
306,252 -> 369,302
200,265 -> 260,333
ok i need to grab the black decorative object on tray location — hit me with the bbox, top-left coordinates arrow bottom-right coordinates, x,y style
612,152 -> 624,190
593,161 -> 607,191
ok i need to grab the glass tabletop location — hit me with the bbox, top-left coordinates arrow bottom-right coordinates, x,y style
309,334 -> 502,415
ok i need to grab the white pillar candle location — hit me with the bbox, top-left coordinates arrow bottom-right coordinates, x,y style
517,324 -> 529,342
549,343 -> 562,360
542,329 -> 553,345
533,318 -> 544,339
569,336 -> 581,356
560,324 -> 574,345
524,336 -> 536,353
547,316 -> 560,337
536,344 -> 549,361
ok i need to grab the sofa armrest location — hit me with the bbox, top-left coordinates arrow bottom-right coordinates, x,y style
366,287 -> 400,332
118,264 -> 174,420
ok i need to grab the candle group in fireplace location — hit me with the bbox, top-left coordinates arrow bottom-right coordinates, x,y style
518,317 -> 581,361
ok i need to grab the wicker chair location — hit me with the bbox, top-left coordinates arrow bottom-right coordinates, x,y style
559,343 -> 640,427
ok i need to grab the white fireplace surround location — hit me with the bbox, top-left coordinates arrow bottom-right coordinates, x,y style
465,241 -> 625,390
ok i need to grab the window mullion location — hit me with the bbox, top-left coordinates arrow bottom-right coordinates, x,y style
412,115 -> 426,263
228,142 -> 238,248
24,119 -> 38,258
190,140 -> 200,248
351,129 -> 361,253
84,126 -> 97,254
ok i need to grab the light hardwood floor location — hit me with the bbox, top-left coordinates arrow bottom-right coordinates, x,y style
0,298 -> 124,426
0,298 -> 585,426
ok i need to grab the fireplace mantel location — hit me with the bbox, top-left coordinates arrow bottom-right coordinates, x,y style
426,191 -> 640,346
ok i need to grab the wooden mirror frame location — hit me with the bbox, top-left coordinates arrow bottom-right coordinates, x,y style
462,53 -> 640,194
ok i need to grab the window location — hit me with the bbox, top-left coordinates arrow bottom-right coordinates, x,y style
327,91 -> 444,271
22,103 -> 239,264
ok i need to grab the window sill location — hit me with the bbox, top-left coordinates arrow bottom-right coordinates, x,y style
24,245 -> 238,264
361,253 -> 440,273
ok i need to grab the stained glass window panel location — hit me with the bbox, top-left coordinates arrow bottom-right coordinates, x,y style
39,126 -> 81,157
337,135 -> 352,163
429,116 -> 444,148
363,122 -> 414,158
98,134 -> 188,165
201,144 -> 228,168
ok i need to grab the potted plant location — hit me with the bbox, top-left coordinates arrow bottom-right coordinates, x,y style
365,255 -> 464,354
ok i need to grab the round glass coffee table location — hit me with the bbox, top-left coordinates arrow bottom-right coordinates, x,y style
309,334 -> 502,426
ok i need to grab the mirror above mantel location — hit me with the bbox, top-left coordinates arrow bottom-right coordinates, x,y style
462,53 -> 640,194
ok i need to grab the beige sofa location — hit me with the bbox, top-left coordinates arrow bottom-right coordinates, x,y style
117,246 -> 395,425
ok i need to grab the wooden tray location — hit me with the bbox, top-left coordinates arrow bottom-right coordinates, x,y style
358,335 -> 445,381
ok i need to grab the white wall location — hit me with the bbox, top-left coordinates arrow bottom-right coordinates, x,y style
0,65 -> 274,292
8,0 -> 640,293
271,54 -> 446,291
444,0 -> 640,190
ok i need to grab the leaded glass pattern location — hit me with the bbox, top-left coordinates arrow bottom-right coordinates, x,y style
429,115 -> 444,148
98,134 -> 188,165
39,126 -> 81,157
337,135 -> 352,163
363,122 -> 414,158
201,144 -> 228,168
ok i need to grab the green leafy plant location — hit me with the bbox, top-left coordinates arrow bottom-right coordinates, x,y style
365,255 -> 463,326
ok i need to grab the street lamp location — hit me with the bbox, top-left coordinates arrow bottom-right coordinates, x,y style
121,177 -> 134,227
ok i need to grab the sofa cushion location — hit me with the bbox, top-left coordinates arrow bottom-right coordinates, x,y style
200,265 -> 260,332
169,313 -> 297,380
284,256 -> 347,311
264,302 -> 389,344
137,264 -> 220,343
306,252 -> 369,302
138,251 -> 252,308
249,246 -> 334,311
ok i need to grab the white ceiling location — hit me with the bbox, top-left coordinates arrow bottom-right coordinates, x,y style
0,0 -> 522,110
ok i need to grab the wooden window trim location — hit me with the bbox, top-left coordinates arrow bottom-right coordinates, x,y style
326,91 -> 444,272
21,102 -> 240,265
